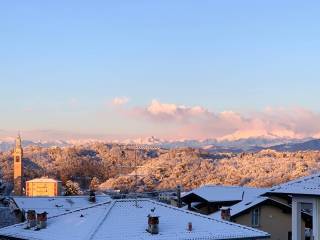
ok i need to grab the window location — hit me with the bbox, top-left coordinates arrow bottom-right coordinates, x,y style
15,156 -> 20,163
251,207 -> 260,227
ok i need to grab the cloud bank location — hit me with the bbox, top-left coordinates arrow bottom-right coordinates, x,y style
125,100 -> 320,140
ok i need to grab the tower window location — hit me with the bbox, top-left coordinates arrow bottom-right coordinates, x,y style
15,156 -> 20,163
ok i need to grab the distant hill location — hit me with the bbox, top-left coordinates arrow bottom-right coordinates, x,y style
269,139 -> 320,152
2,138 -> 320,193
139,137 -> 302,150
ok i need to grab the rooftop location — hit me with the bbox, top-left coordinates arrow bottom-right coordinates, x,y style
0,199 -> 270,240
268,173 -> 320,197
211,195 -> 268,220
182,185 -> 267,203
12,195 -> 112,217
26,178 -> 62,183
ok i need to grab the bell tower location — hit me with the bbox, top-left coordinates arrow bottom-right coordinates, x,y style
13,134 -> 23,195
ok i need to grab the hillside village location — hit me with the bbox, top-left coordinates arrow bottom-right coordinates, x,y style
3,0 -> 320,239
1,137 -> 320,193
0,136 -> 320,239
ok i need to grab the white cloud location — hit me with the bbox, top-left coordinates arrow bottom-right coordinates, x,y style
123,100 -> 320,140
112,97 -> 130,106
143,99 -> 208,122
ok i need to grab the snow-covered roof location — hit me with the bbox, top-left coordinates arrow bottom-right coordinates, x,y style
211,196 -> 268,220
268,173 -> 320,197
182,185 -> 267,203
12,195 -> 112,217
26,178 -> 61,183
208,186 -> 269,220
0,199 -> 270,240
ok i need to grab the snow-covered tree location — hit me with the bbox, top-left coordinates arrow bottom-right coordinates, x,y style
89,177 -> 100,191
64,180 -> 82,196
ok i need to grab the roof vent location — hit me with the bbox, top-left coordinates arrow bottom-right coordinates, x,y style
220,207 -> 231,221
147,208 -> 159,234
176,185 -> 182,208
188,222 -> 193,232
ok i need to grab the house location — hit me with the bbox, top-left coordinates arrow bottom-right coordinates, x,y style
0,199 -> 270,240
182,184 -> 311,240
181,185 -> 266,214
267,173 -> 320,240
211,195 -> 310,240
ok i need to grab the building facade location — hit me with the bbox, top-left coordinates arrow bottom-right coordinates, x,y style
26,178 -> 62,197
230,201 -> 308,240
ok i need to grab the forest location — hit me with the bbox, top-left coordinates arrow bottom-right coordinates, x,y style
1,143 -> 320,193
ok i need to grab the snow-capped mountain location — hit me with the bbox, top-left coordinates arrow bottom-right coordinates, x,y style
0,135 -> 319,153
0,139 -> 70,151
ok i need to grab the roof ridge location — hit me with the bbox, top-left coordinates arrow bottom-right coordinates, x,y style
48,200 -> 113,220
86,200 -> 116,240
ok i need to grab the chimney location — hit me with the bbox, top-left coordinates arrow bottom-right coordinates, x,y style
26,210 -> 36,228
36,212 -> 48,229
188,222 -> 192,231
220,207 -> 231,221
89,190 -> 96,203
176,185 -> 182,208
147,208 -> 159,234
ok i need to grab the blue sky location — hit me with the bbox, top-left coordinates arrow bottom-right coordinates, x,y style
1,1 -> 320,140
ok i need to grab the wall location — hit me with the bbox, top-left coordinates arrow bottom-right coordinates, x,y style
26,182 -> 61,197
234,204 -> 305,240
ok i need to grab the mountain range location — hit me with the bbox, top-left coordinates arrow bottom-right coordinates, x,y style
1,136 -> 320,153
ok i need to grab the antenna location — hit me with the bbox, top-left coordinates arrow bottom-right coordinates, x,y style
119,144 -> 160,207
134,146 -> 138,207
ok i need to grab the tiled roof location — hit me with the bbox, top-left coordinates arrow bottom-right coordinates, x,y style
268,173 -> 320,196
0,199 -> 270,240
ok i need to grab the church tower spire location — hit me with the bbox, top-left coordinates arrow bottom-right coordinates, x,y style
13,134 -> 23,195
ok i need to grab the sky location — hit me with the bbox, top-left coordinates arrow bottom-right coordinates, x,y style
1,1 -> 320,141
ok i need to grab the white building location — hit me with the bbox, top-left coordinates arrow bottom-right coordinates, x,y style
0,199 -> 270,240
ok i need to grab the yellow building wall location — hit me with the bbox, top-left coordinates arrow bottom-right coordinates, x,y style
26,182 -> 61,197
234,204 -> 305,240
